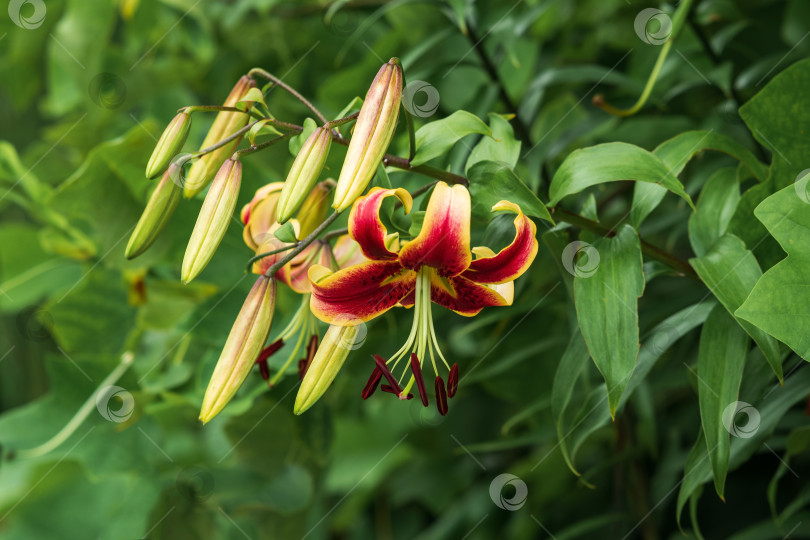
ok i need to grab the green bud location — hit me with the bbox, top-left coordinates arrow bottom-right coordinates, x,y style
184,76 -> 255,198
276,126 -> 332,223
332,58 -> 402,212
200,276 -> 276,424
294,324 -> 361,415
125,164 -> 183,259
296,179 -> 334,238
145,111 -> 191,179
181,158 -> 242,283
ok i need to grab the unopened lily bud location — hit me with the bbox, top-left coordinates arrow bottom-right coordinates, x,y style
333,58 -> 402,212
125,164 -> 183,259
276,127 -> 332,224
145,111 -> 191,179
294,324 -> 361,415
184,76 -> 255,198
200,276 -> 276,424
182,158 -> 242,283
296,179 -> 334,238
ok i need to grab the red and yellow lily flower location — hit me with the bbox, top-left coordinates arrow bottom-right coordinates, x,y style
303,181 -> 538,414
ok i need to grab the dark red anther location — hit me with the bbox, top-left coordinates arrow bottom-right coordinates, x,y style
435,376 -> 448,416
374,355 -> 402,395
381,384 -> 396,394
256,339 -> 284,363
409,353 -> 428,407
362,366 -> 383,399
258,359 -> 270,381
447,363 -> 459,398
298,334 -> 319,380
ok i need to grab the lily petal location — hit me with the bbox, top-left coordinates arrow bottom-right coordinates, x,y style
349,187 -> 412,261
429,272 -> 510,316
332,234 -> 367,269
242,183 -> 285,250
279,242 -> 331,294
399,182 -> 472,277
309,261 -> 416,323
461,201 -> 539,284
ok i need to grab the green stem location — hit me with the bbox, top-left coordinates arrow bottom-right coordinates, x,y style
236,132 -> 296,157
325,112 -> 359,131
248,68 -> 329,125
245,244 -> 299,274
261,212 -> 342,279
184,105 -> 264,121
194,119 -> 299,158
594,0 -> 694,117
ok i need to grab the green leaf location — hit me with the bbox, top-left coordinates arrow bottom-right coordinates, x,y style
465,113 -> 521,173
573,225 -> 645,416
551,329 -> 591,475
688,168 -> 741,257
410,110 -> 491,166
289,118 -> 317,156
248,118 -> 283,146
697,305 -> 749,498
274,221 -> 297,243
690,234 -> 783,380
237,87 -> 267,109
549,142 -> 694,210
467,161 -> 554,224
631,130 -> 767,227
737,186 -> 810,360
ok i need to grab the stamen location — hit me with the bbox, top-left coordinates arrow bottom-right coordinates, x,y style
381,385 -> 413,400
258,359 -> 270,382
362,366 -> 383,399
256,339 -> 284,363
447,363 -> 459,398
374,355 -> 402,395
297,334 -> 319,380
435,376 -> 448,416
409,353 -> 428,407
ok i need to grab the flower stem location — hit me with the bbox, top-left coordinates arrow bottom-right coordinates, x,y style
262,212 -> 342,279
248,67 -> 329,125
245,243 -> 299,274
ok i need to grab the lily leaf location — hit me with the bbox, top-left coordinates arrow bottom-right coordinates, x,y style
411,111 -> 491,166
468,161 -> 554,224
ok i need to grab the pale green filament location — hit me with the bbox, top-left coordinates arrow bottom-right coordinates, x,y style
268,294 -> 316,386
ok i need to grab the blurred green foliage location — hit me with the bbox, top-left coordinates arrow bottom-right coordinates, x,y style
1,1 -> 810,539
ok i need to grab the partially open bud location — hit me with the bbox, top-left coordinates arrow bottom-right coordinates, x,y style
276,127 -> 332,224
146,111 -> 191,179
294,324 -> 362,415
125,164 -> 183,259
295,179 -> 334,238
200,276 -> 276,424
182,158 -> 242,283
184,76 -> 255,198
332,59 -> 402,212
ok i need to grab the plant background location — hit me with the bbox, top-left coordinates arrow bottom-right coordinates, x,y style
1,0 -> 809,539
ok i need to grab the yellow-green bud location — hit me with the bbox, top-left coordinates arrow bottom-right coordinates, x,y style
276,127 -> 332,224
181,158 -> 242,283
294,324 -> 362,415
332,59 -> 402,212
184,76 -> 255,198
145,111 -> 191,179
125,164 -> 183,259
200,276 -> 276,424
295,179 -> 334,239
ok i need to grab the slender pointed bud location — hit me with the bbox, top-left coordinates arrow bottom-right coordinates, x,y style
125,164 -> 183,259
332,59 -> 402,212
294,324 -> 361,415
276,127 -> 332,224
146,111 -> 191,179
184,76 -> 255,198
200,277 -> 276,424
295,179 -> 334,238
182,158 -> 242,283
